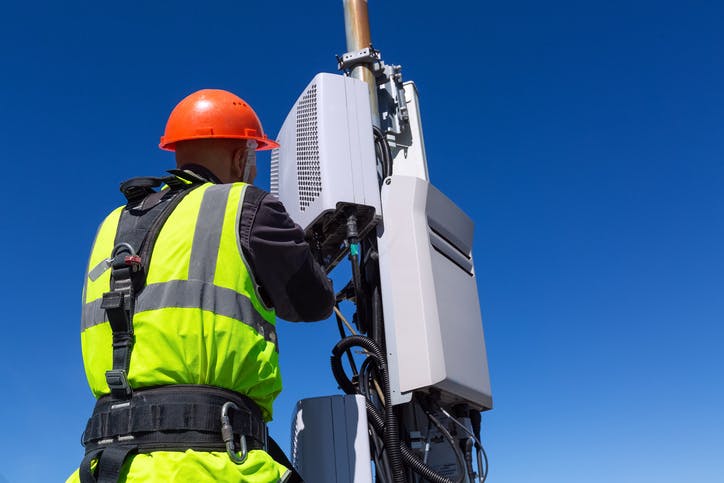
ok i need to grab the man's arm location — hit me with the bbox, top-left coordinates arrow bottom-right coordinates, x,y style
239,186 -> 335,322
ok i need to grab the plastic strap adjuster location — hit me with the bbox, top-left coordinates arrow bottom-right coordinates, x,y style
105,369 -> 132,398
101,292 -> 132,334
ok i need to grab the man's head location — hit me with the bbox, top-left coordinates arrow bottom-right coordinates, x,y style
159,89 -> 278,184
173,138 -> 257,184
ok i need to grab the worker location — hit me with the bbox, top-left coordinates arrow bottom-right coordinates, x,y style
67,89 -> 335,482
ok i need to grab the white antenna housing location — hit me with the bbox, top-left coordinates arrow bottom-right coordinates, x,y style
271,73 -> 381,260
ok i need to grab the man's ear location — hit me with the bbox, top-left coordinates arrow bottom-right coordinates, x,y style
230,146 -> 245,182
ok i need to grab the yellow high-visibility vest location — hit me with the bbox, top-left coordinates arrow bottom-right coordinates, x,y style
80,182 -> 280,420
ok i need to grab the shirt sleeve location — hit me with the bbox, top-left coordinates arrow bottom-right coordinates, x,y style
238,186 -> 335,322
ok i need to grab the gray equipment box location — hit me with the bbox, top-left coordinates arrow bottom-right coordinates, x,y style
290,395 -> 372,483
377,175 -> 493,410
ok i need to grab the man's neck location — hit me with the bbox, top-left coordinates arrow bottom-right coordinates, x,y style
177,164 -> 223,184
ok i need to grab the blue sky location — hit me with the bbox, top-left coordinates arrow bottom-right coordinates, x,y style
1,1 -> 723,482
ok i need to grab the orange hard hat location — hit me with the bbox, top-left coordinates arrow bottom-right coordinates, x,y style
159,89 -> 280,151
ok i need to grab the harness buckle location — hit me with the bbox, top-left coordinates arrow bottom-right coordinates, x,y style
221,401 -> 249,464
105,369 -> 132,398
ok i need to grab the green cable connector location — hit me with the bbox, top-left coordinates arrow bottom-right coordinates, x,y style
350,243 -> 360,256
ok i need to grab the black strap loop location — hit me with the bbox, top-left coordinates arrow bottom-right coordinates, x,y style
79,445 -> 137,483
97,446 -> 137,483
79,449 -> 102,483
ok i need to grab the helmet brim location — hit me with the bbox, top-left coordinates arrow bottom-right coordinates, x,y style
159,135 -> 280,152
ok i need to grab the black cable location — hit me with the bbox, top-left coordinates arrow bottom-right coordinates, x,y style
358,357 -> 373,401
464,438 -> 475,483
383,135 -> 393,178
331,337 -> 472,483
330,336 -> 405,483
372,126 -> 385,181
481,442 -> 489,482
330,343 -> 357,396
350,250 -> 366,331
347,214 -> 368,333
477,445 -> 488,483
374,135 -> 386,185
469,409 -> 489,481
367,360 -> 387,413
331,338 -> 383,398
421,402 -> 467,483
363,364 -> 393,483
334,304 -> 358,377
441,405 -> 489,483
335,280 -> 356,303
358,343 -> 393,479
372,126 -> 394,179
372,126 -> 385,178
364,398 -> 459,483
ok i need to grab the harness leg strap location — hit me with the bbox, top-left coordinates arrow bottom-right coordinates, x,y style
79,449 -> 102,483
97,446 -> 137,483
268,436 -> 305,482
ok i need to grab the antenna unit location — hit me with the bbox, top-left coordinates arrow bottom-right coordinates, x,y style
271,73 -> 381,270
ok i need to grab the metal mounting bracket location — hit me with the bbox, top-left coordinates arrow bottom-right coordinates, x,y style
337,46 -> 383,76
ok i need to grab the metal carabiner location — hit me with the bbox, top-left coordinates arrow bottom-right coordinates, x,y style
221,401 -> 249,465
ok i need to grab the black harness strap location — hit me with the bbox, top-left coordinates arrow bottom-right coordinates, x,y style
79,449 -> 102,483
96,446 -> 137,483
79,446 -> 137,483
268,437 -> 305,483
102,176 -> 201,399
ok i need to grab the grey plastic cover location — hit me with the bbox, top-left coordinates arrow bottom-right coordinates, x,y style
290,395 -> 372,482
377,175 -> 492,410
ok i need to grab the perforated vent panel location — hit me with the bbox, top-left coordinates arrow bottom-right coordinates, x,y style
296,85 -> 321,211
270,147 -> 280,197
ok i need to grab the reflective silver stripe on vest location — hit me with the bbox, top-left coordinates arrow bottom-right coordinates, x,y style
81,280 -> 278,350
82,299 -> 106,330
188,184 -> 232,281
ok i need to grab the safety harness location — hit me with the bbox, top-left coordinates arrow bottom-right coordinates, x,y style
79,173 -> 302,483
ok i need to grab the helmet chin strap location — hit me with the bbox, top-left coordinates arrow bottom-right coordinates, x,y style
242,140 -> 258,183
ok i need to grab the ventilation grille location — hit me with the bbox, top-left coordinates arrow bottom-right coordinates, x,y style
296,84 -> 321,211
270,147 -> 280,197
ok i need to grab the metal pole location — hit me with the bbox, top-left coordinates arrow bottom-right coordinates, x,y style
343,0 -> 380,125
